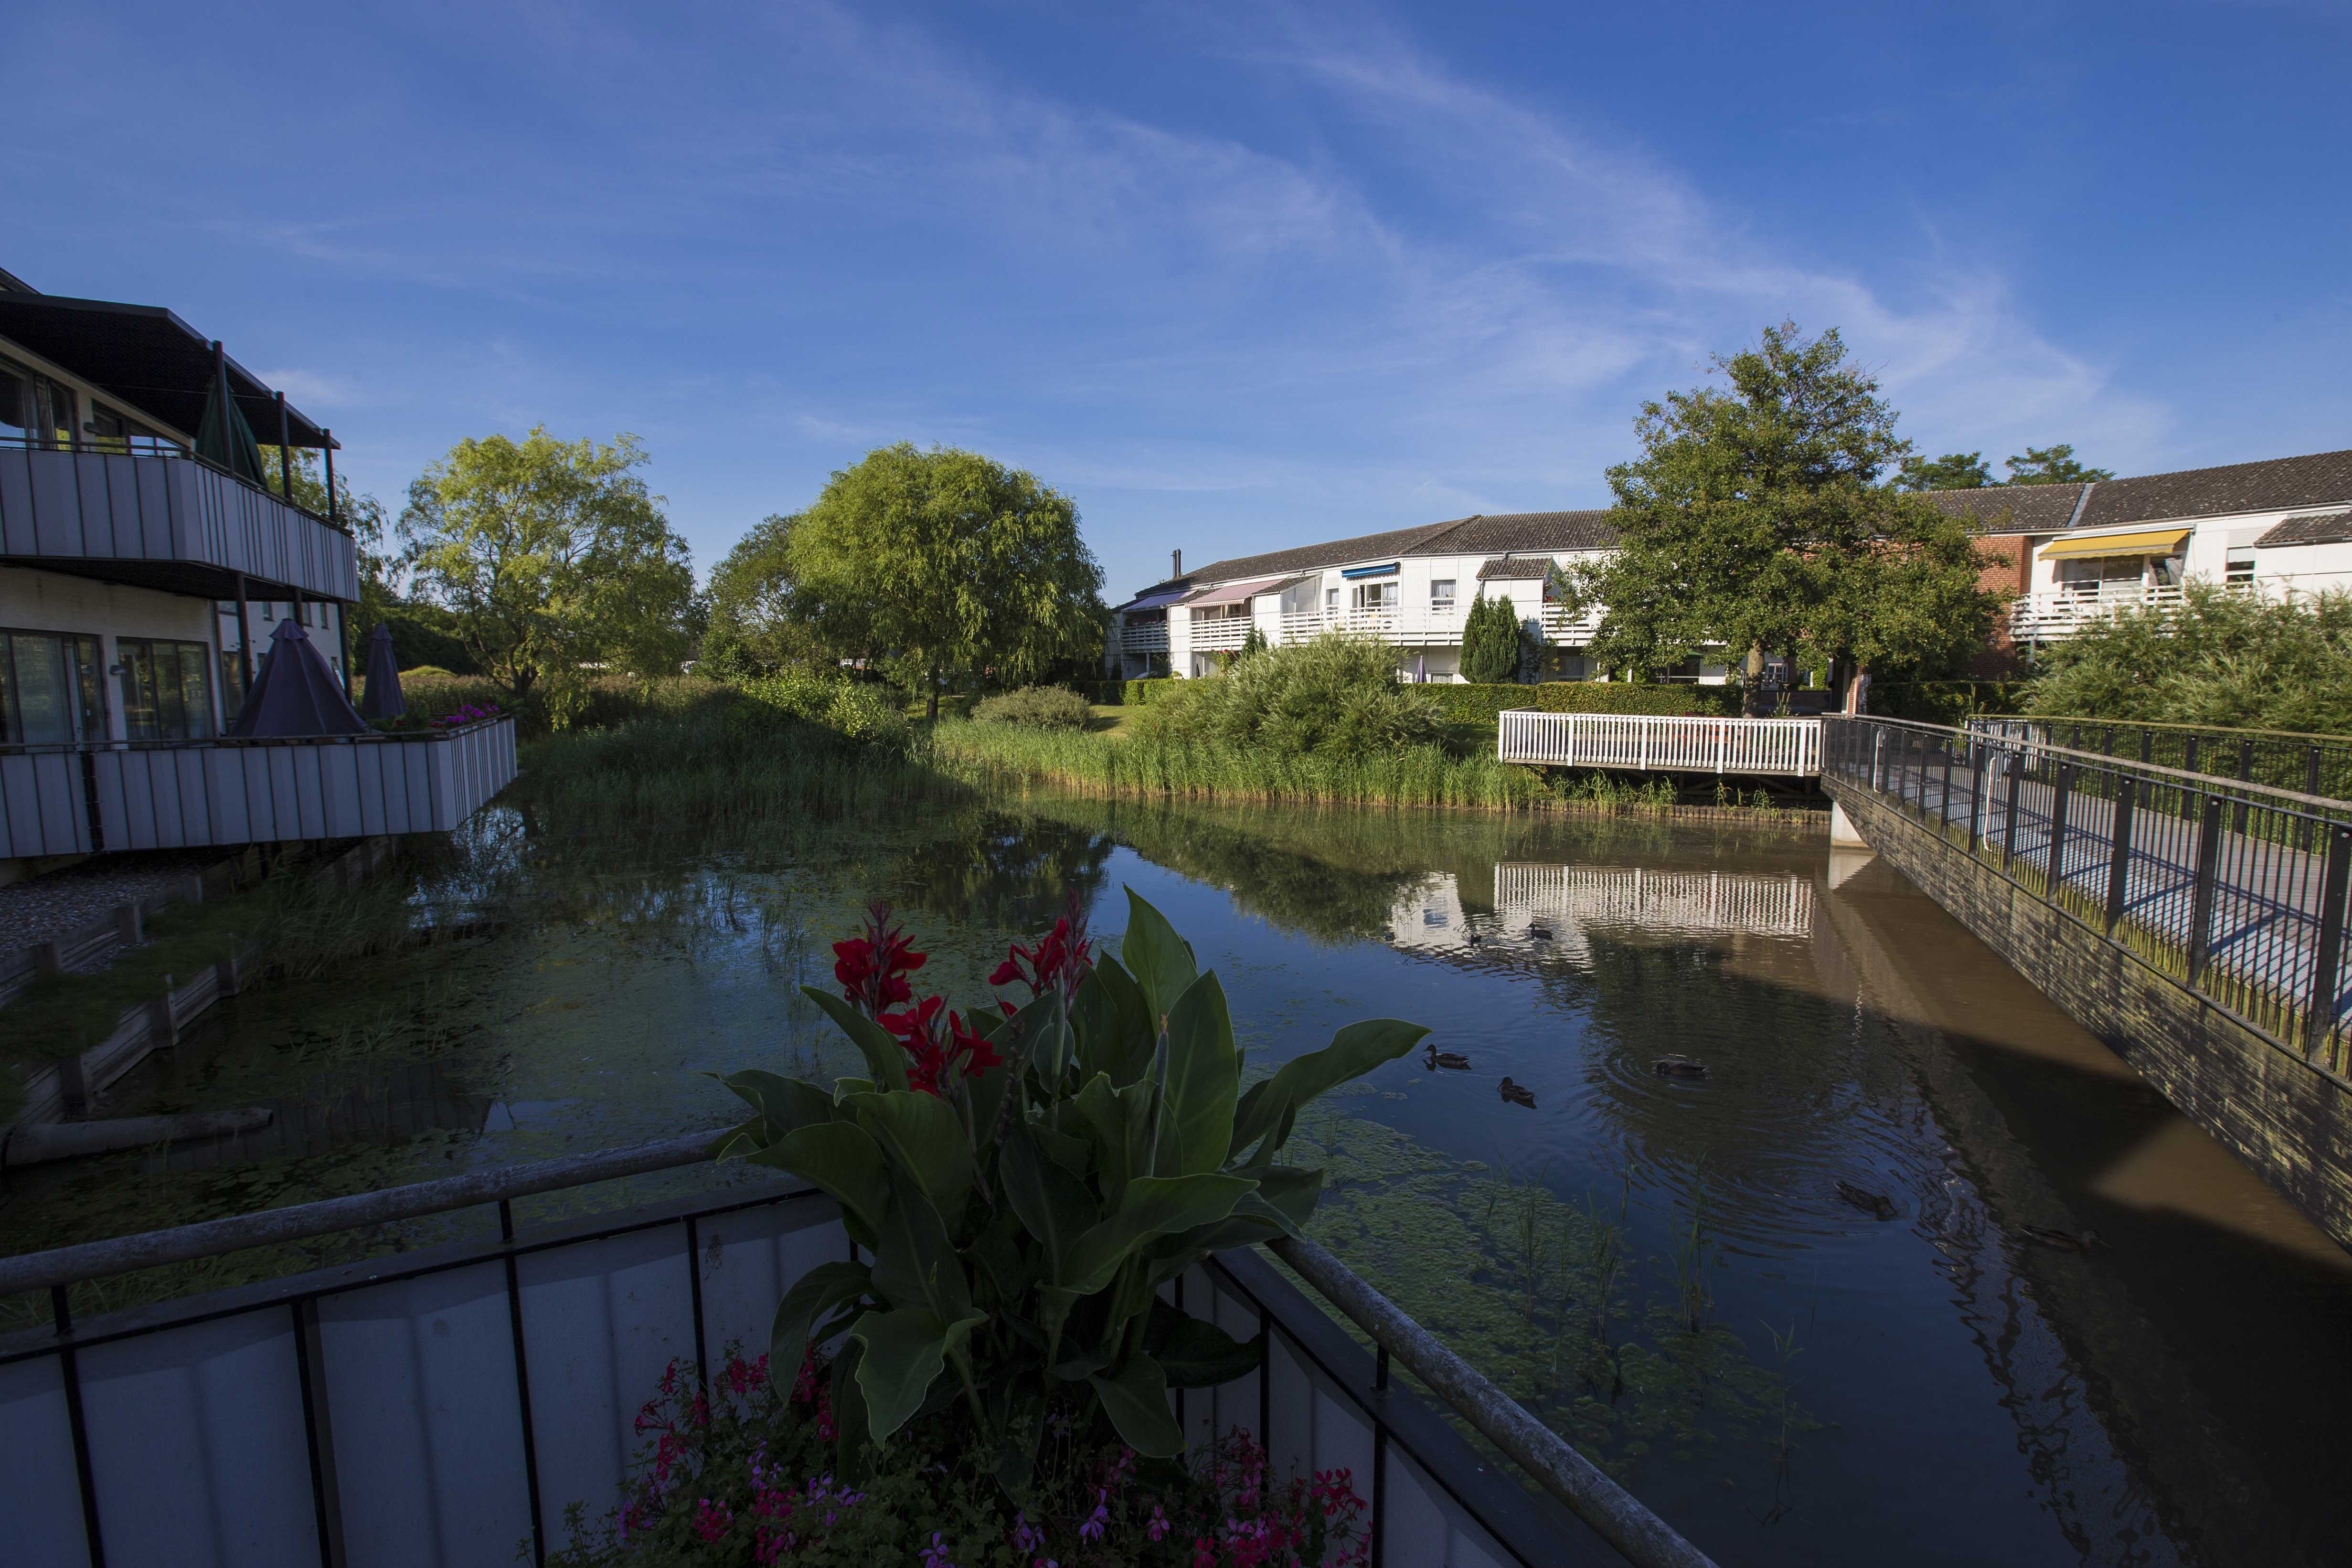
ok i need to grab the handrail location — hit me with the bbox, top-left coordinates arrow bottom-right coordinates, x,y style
1862,713 -> 2351,816
1995,714 -> 2352,746
1,1131 -> 1720,1568
1273,1233 -> 1720,1568
0,715 -> 510,758
0,431 -> 352,537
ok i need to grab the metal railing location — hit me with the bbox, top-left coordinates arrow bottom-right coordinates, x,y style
1499,712 -> 1822,776
0,430 -> 351,537
1825,714 -> 2352,1077
1969,715 -> 2352,805
0,1134 -> 1710,1568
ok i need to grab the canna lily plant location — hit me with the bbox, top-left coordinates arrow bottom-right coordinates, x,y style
712,888 -> 1426,1490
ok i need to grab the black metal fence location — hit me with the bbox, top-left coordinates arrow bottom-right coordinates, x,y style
1969,715 -> 2352,805
1826,715 -> 2352,1078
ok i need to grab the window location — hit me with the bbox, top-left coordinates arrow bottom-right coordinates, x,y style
1430,579 -> 1456,609
1279,579 -> 1321,616
116,638 -> 217,741
1352,581 -> 1396,613
2225,550 -> 2255,587
0,355 -> 75,448
1325,587 -> 1338,616
0,630 -> 105,744
85,402 -> 180,457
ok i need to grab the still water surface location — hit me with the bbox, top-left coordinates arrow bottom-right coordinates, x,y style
8,789 -> 2349,1567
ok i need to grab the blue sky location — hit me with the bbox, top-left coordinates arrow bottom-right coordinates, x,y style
9,0 -> 2349,598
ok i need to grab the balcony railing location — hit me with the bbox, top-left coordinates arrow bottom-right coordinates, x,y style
1179,602 -> 1599,653
1186,613 -> 1256,650
1117,620 -> 1169,652
0,715 -> 518,860
0,438 -> 358,601
2009,583 -> 2185,641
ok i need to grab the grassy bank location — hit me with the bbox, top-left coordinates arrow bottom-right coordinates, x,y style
929,717 -> 1817,818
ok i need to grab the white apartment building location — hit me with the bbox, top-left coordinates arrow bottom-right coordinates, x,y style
1113,448 -> 2352,682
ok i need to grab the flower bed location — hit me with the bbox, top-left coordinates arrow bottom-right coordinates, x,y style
370,698 -> 506,734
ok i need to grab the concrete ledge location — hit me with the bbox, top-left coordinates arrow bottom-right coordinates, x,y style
1826,779 -> 2352,1251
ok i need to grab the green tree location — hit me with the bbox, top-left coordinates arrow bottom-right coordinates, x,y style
2025,584 -> 2352,732
1896,451 -> 1993,490
2004,444 -> 2113,485
1459,593 -> 1523,684
1567,322 -> 1996,705
702,511 -> 817,678
784,444 -> 1105,719
398,428 -> 697,715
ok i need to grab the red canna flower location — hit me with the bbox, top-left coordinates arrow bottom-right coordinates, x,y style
990,893 -> 1095,1010
833,902 -> 925,1017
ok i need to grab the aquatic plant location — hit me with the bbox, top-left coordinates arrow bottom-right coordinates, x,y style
712,889 -> 1426,1485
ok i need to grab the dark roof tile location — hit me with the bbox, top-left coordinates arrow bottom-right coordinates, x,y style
1178,520 -> 1464,585
2255,509 -> 2352,548
2077,449 -> 2352,529
1475,555 -> 1555,581
1917,484 -> 2085,533
1409,509 -> 1618,554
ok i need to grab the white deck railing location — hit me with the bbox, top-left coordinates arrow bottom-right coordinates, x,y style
1498,712 -> 1822,776
2010,583 -> 2185,641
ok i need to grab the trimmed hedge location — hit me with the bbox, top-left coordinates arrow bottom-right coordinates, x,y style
1416,681 -> 1743,721
1083,678 -> 1176,707
1872,680 -> 2030,725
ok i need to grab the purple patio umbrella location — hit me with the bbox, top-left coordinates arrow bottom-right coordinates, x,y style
229,617 -> 371,737
357,623 -> 406,721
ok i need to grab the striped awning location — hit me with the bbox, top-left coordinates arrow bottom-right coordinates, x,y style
2038,528 -> 2190,561
1181,574 -> 1291,608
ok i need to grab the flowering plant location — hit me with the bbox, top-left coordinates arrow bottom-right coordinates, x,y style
713,889 -> 1426,1494
369,698 -> 505,734
550,1346 -> 1366,1567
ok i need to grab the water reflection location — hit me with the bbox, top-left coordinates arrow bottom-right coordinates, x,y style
5,789 -> 2347,1566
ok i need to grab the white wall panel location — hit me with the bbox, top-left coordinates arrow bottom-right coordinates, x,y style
0,1353 -> 92,1568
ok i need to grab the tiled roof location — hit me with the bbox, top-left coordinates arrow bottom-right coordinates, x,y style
2255,509 -> 2352,549
1178,520 -> 1463,586
1475,556 -> 1555,581
1917,484 -> 2085,534
1412,509 -> 1620,555
2076,449 -> 2352,530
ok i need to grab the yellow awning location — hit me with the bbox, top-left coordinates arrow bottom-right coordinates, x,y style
2038,528 -> 2190,560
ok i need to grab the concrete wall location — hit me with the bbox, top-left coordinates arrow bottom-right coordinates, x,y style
1825,779 -> 2352,1251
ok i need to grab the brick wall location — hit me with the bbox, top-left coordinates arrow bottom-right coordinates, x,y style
1826,779 -> 2352,1250
1969,533 -> 2038,677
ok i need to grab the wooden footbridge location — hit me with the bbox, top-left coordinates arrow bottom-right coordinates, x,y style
1497,712 -> 1822,777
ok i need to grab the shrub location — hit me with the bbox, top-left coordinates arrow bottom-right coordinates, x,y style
2024,585 -> 2352,734
713,892 -> 1422,1479
971,684 -> 1096,730
735,670 -> 913,753
1459,593 -> 1523,685
1531,681 -> 1741,717
1132,636 -> 1442,759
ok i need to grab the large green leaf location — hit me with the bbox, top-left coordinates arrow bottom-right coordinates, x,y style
748,1122 -> 891,1248
1072,1073 -> 1135,1205
1078,955 -> 1155,1088
800,986 -> 911,1094
1000,1124 -> 1096,1285
842,1089 -> 974,1223
1061,1174 -> 1253,1294
1089,1354 -> 1182,1457
1229,1018 -> 1427,1163
1158,972 -> 1238,1176
716,1069 -> 837,1137
1145,1298 -> 1264,1389
768,1261 -> 872,1377
868,1165 -> 975,1324
1004,990 -> 1069,1085
850,1306 -> 987,1444
1117,889 -> 1197,1028
830,1339 -> 872,1480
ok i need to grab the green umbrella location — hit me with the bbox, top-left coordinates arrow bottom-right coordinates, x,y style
195,363 -> 267,485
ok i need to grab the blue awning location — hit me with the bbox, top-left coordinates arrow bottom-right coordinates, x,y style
1340,562 -> 1399,580
1116,587 -> 1188,613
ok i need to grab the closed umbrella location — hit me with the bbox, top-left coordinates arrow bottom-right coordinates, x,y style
357,623 -> 406,721
194,366 -> 268,487
228,618 -> 370,737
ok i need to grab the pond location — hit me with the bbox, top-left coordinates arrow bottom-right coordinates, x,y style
7,783 -> 2350,1568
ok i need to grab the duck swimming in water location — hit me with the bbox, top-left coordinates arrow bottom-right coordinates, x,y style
1527,924 -> 1555,940
1835,1181 -> 1898,1220
1499,1077 -> 1537,1108
1426,1049 -> 1472,1070
1652,1055 -> 1709,1080
2022,1224 -> 2101,1253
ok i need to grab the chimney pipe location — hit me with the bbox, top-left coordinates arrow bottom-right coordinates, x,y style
1173,548 -> 1182,578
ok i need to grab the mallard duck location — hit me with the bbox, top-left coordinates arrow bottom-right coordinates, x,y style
1430,1051 -> 1472,1071
1527,923 -> 1555,940
1652,1055 -> 1709,1080
2022,1224 -> 2100,1254
1835,1181 -> 1898,1220
1499,1077 -> 1537,1108
1466,932 -> 1482,946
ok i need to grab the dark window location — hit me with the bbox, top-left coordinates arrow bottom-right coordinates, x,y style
116,637 -> 216,741
0,630 -> 105,744
85,403 -> 181,456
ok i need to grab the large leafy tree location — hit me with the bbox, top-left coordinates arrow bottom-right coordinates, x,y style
1896,451 -> 1993,491
2005,444 -> 2113,485
399,428 -> 697,711
785,444 -> 1105,718
1566,322 -> 1996,702
702,511 -> 818,678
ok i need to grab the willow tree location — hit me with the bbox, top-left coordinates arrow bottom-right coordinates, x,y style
399,428 -> 697,714
784,444 -> 1104,718
1565,322 -> 1995,705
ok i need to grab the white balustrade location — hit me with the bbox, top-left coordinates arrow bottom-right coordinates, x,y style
1495,711 -> 1822,776
2009,583 -> 2186,640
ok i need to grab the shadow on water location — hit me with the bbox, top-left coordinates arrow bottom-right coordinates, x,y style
3,777 -> 2347,1566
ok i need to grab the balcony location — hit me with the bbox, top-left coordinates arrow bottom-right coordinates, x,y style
2010,583 -> 2185,642
0,715 -> 517,860
0,441 -> 359,601
1186,612 -> 1255,650
1117,618 -> 1169,652
1540,604 -> 1603,645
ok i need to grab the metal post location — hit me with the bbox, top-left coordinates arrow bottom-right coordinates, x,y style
2184,734 -> 2200,775
1939,733 -> 1957,831
53,1285 -> 108,1568
2235,739 -> 2256,833
323,429 -> 337,525
2001,753 -> 2023,869
235,574 -> 256,698
276,391 -> 293,500
2305,825 -> 2351,1064
2140,729 -> 2153,765
2105,778 -> 2136,932
2045,763 -> 2075,899
1967,746 -> 1988,852
2186,795 -> 2224,987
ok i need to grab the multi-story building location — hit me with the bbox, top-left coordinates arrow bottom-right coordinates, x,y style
0,267 -> 514,879
1112,448 -> 2352,682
